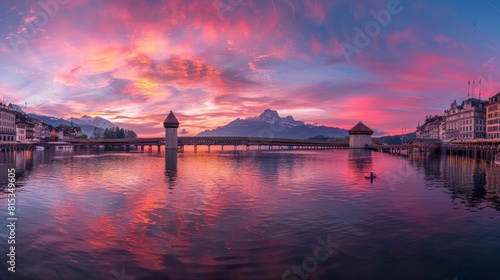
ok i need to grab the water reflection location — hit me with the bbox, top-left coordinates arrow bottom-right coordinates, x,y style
348,149 -> 373,171
0,150 -> 36,189
1,150 -> 500,279
419,154 -> 500,210
165,149 -> 178,186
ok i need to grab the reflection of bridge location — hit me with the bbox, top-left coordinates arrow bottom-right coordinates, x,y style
62,136 -> 349,151
369,144 -> 439,156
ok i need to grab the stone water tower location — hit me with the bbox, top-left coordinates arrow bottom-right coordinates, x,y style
349,122 -> 373,148
163,111 -> 179,150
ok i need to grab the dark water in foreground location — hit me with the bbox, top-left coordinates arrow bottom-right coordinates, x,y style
0,148 -> 500,280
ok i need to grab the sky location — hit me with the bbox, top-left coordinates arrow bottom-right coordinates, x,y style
0,0 -> 499,137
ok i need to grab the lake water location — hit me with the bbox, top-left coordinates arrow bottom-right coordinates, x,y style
1,147 -> 499,280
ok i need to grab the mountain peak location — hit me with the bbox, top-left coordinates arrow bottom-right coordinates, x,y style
198,108 -> 347,139
258,109 -> 281,123
67,115 -> 115,128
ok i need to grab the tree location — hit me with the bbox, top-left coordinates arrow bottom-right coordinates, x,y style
126,129 -> 137,138
93,127 -> 104,139
102,126 -> 138,139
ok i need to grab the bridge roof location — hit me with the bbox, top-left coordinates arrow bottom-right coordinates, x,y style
349,122 -> 373,135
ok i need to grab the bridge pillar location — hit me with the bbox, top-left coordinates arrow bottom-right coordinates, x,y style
207,145 -> 210,152
141,145 -> 144,151
157,145 -> 161,152
194,145 -> 198,153
221,145 -> 224,151
163,111 -> 179,150
126,145 -> 130,151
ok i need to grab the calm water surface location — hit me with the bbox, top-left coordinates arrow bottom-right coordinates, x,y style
0,147 -> 499,280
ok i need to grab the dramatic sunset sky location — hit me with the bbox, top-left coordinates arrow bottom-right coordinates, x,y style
1,0 -> 499,137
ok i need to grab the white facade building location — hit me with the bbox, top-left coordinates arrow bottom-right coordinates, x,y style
16,124 -> 26,142
444,98 -> 487,140
0,104 -> 16,142
416,115 -> 445,140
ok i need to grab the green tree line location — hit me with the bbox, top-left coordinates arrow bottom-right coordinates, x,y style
96,126 -> 137,139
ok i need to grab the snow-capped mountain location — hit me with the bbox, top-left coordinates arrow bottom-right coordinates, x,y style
248,109 -> 306,127
67,115 -> 115,128
197,109 -> 348,139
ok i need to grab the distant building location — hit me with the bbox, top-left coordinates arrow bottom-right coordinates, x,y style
443,98 -> 487,140
49,130 -> 59,141
34,121 -> 50,140
349,122 -> 373,148
54,124 -> 82,139
0,104 -> 16,142
486,92 -> 500,139
416,115 -> 445,140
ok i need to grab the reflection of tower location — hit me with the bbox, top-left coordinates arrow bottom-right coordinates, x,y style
163,111 -> 179,149
348,149 -> 373,172
165,149 -> 178,186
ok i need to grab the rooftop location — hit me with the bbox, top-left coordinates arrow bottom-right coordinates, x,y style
349,122 -> 373,135
163,111 -> 180,128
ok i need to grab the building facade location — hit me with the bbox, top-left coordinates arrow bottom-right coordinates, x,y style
16,123 -> 26,142
34,121 -> 51,140
0,104 -> 16,142
486,92 -> 500,139
54,124 -> 82,139
15,113 -> 37,141
416,115 -> 445,140
443,98 -> 487,140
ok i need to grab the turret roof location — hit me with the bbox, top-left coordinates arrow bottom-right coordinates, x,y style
164,111 -> 179,124
349,122 -> 373,135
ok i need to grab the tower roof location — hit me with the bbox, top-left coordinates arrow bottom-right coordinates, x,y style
163,111 -> 179,128
349,122 -> 373,135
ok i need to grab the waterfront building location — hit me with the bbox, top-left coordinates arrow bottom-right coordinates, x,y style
443,98 -> 487,140
55,124 -> 83,139
49,130 -> 59,141
349,121 -> 373,148
416,115 -> 445,140
486,92 -> 500,139
16,123 -> 26,142
0,103 -> 16,142
15,113 -> 36,140
34,121 -> 51,140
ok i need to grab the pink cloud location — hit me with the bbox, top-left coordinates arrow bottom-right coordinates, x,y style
386,29 -> 421,48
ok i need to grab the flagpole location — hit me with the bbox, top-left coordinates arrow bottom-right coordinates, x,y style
468,80 -> 470,99
472,80 -> 475,99
479,79 -> 482,100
